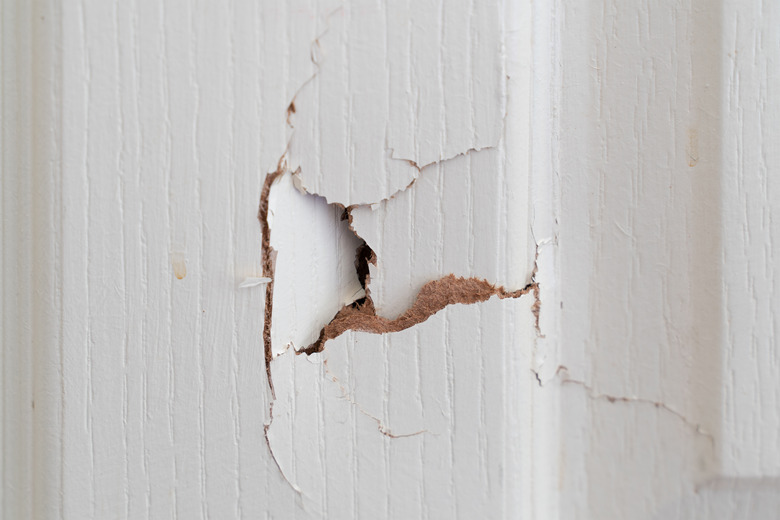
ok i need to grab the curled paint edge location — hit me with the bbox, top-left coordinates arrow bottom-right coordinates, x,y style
239,277 -> 272,289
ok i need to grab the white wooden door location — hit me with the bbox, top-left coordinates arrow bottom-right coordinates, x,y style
2,0 -> 778,518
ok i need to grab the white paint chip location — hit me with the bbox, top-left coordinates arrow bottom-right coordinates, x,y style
268,171 -> 364,355
238,277 -> 272,289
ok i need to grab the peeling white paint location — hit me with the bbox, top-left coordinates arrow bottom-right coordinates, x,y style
4,0 -> 778,518
349,147 -> 532,319
237,277 -> 271,288
268,171 -> 364,353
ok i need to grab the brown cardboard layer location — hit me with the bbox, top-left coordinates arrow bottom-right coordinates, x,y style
259,165 -> 284,398
300,274 -> 537,354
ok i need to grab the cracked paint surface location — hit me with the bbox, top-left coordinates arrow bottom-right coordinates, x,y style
258,0 -> 537,511
349,148 -> 534,319
260,154 -> 538,498
22,0 -> 780,518
265,295 -> 537,512
287,0 -> 505,206
267,170 -> 365,355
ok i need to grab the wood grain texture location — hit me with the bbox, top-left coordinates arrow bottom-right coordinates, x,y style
2,0 -> 536,518
720,0 -> 780,477
7,0 -> 777,518
550,0 -> 780,517
287,0 -> 505,206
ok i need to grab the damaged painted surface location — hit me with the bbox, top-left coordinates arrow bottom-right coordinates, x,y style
349,148 -> 533,319
266,170 -> 364,355
0,0 -> 535,517
259,5 -> 536,515
287,0 -> 505,206
5,0 -> 779,518
267,295 -> 536,518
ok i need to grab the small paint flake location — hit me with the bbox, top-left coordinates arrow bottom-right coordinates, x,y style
239,277 -> 272,288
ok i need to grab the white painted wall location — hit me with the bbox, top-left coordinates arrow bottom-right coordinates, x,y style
547,0 -> 780,517
2,0 -> 778,519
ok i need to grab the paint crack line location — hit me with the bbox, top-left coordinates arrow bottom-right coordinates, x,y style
555,366 -> 716,447
257,2 -> 540,487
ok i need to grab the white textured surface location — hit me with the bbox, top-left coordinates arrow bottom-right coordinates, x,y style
4,0 -> 779,518
268,171 -> 364,353
551,0 -> 780,518
720,0 -> 780,477
288,0 -> 504,206
1,0 -> 535,518
349,147 -> 532,319
267,296 -> 535,518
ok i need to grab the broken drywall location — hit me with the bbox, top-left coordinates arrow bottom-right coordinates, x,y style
33,0 -> 535,518
256,1 -> 536,516
261,0 -> 529,365
287,0 -> 505,206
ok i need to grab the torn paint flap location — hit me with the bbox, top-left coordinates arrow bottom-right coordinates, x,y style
348,148 -> 532,319
267,171 -> 364,356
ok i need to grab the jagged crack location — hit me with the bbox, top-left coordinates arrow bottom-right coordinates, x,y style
300,275 -> 538,355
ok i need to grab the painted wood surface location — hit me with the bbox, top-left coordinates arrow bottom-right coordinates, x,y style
2,0 -> 536,518
549,0 -> 780,517
3,0 -> 779,519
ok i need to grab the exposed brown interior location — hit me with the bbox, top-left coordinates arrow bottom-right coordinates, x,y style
258,165 -> 283,398
299,273 -> 537,355
260,167 -> 538,389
